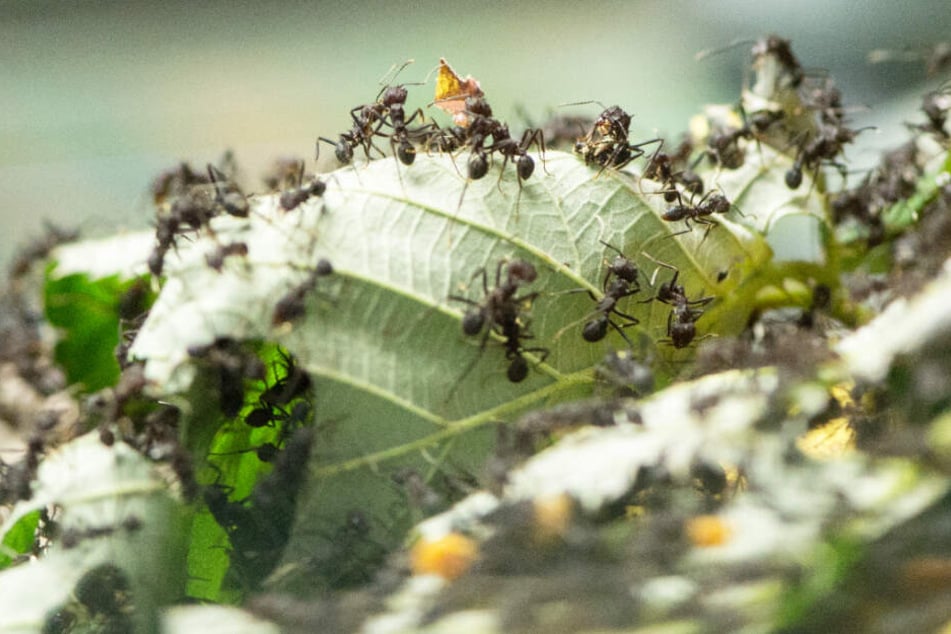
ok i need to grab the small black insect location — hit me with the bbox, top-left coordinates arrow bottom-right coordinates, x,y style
573,103 -> 661,172
449,259 -> 546,385
641,254 -> 714,348
187,338 -> 265,418
661,190 -> 735,238
271,258 -> 334,326
205,241 -> 249,272
279,161 -> 327,212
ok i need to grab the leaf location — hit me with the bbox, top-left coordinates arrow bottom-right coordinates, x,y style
43,273 -> 132,392
110,150 -> 778,591
0,432 -> 188,631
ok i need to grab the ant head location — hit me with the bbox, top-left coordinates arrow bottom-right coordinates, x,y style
466,96 -> 493,118
506,260 -> 537,284
382,85 -> 408,107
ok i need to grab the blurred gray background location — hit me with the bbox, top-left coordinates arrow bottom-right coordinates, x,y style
2,0 -> 950,267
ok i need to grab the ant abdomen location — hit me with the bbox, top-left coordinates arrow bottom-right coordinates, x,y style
507,355 -> 529,383
462,310 -> 485,336
517,155 -> 535,180
582,317 -> 609,342
785,166 -> 803,189
397,139 -> 416,165
468,152 -> 489,180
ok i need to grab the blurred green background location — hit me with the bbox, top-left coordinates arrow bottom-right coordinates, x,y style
2,0 -> 950,267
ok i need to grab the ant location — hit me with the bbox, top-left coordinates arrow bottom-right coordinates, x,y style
702,106 -> 785,170
205,241 -> 249,272
187,337 -> 266,418
207,164 -> 250,218
552,241 -> 642,346
444,96 -> 546,210
643,138 -> 703,202
318,61 -> 431,166
581,241 -> 643,345
279,162 -> 327,212
449,259 -> 546,385
573,103 -> 661,171
661,190 -> 734,238
785,122 -> 873,189
271,258 -> 334,326
641,253 -> 713,349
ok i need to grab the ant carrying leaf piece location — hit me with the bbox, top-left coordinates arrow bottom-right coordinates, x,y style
433,57 -> 484,127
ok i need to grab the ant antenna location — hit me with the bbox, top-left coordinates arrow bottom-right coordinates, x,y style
557,99 -> 609,110
377,59 -> 415,87
695,37 -> 756,61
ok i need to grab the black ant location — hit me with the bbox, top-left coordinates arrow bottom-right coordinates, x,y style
499,317 -> 549,383
258,349 -> 312,409
785,122 -> 873,189
187,337 -> 266,418
643,139 -> 703,202
279,162 -> 327,212
207,163 -> 250,218
703,106 -> 785,169
449,259 -> 546,385
553,241 -> 643,346
318,61 -> 431,166
205,241 -> 249,272
573,103 -> 661,171
444,96 -> 546,212
661,190 -> 734,238
271,258 -> 334,326
641,253 -> 713,349
581,241 -> 643,345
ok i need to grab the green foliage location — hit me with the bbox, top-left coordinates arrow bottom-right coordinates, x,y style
43,273 -> 152,392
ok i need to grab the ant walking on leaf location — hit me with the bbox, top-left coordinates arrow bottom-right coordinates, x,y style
641,253 -> 714,349
447,259 -> 548,396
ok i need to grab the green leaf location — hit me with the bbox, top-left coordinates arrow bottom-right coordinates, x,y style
0,432 -> 188,631
116,150 -> 776,591
44,273 -> 152,392
0,509 -> 40,570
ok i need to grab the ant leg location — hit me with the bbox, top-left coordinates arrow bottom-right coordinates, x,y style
606,319 -> 635,348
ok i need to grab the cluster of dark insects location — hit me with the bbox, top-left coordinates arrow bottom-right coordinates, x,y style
148,160 -> 250,277
318,63 -> 435,167
314,60 -> 550,209
450,247 -> 716,386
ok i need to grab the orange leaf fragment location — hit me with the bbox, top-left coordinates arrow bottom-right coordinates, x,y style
433,57 -> 484,127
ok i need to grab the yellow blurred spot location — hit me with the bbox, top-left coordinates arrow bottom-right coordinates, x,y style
830,382 -> 855,408
797,417 -> 855,459
533,494 -> 573,543
625,505 -> 646,520
685,514 -> 732,547
410,532 -> 478,580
